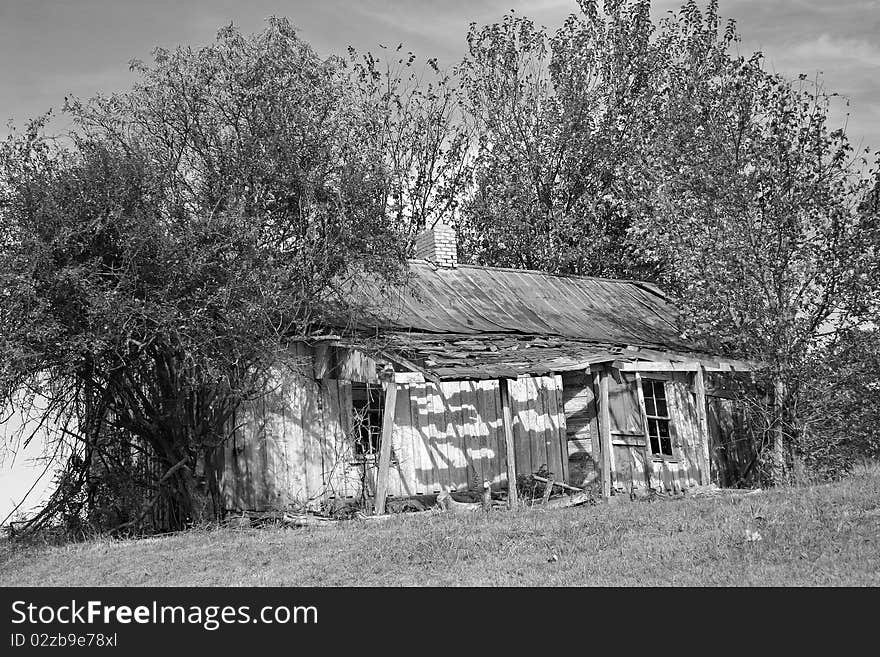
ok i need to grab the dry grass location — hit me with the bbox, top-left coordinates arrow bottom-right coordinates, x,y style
3,470 -> 879,586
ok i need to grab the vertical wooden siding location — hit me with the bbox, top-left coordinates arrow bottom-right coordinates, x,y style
608,373 -> 646,435
220,369 -> 357,512
663,373 -> 705,489
555,370 -> 710,494
507,375 -> 569,485
221,372 -> 569,510
608,373 -> 649,491
561,371 -> 600,488
386,379 -> 511,496
633,372 -> 707,492
706,394 -> 755,487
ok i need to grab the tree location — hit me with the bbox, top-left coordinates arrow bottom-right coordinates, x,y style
798,327 -> 880,479
456,0 -> 661,277
627,2 -> 879,482
457,0 -> 880,483
347,44 -> 471,239
0,19 -> 462,534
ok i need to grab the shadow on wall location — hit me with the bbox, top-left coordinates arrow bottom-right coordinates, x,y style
404,377 -> 566,496
223,373 -> 570,510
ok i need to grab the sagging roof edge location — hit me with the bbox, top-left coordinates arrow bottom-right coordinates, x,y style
290,336 -> 758,382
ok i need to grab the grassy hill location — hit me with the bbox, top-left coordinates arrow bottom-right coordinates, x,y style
2,469 -> 879,586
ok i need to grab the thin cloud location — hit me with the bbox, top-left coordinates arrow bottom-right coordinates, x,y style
788,34 -> 880,68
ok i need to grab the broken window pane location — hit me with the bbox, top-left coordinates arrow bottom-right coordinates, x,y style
351,382 -> 384,458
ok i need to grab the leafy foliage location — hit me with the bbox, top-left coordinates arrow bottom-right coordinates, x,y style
2,3 -> 879,538
456,0 -> 660,277
0,19 -> 461,534
629,3 -> 878,480
455,0 -> 880,481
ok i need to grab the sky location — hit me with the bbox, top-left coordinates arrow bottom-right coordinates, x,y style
0,0 -> 878,521
1,0 -> 879,148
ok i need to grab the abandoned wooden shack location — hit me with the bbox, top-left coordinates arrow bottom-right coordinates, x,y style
218,223 -> 753,514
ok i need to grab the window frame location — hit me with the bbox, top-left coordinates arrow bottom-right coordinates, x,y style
350,382 -> 385,463
641,378 -> 675,459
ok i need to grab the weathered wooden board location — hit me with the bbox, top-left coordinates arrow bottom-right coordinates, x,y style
286,375 -> 310,506
445,380 -> 470,490
221,410 -> 245,510
477,379 -> 506,487
263,371 -> 290,509
525,376 -> 542,473
222,371 -> 569,511
693,368 -> 711,485
300,379 -> 325,507
537,376 -> 555,478
497,379 -> 516,505
411,382 -> 433,494
415,382 -> 439,494
428,382 -> 452,492
666,373 -> 704,489
460,381 -> 484,485
561,371 -> 597,443
424,382 -> 441,492
707,394 -> 754,487
332,347 -> 379,383
508,377 -> 531,477
608,373 -> 645,435
553,374 -> 569,484
374,380 -> 397,514
612,443 -> 649,491
391,382 -> 416,498
597,367 -> 613,499
561,370 -> 598,488
336,380 -> 355,499
252,396 -> 268,507
318,380 -> 338,497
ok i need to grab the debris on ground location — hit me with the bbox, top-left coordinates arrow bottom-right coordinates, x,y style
625,483 -> 764,502
744,528 -> 763,542
542,491 -> 594,509
224,511 -> 339,529
686,484 -> 763,498
436,480 -> 504,514
231,473 -> 777,528
515,467 -> 597,509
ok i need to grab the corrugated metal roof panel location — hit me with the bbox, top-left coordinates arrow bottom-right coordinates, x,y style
361,261 -> 687,351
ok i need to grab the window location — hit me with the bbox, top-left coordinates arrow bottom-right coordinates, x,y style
351,383 -> 384,459
642,379 -> 673,457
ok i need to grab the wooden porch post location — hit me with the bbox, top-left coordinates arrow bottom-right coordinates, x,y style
693,366 -> 711,485
373,379 -> 398,515
597,366 -> 613,499
499,378 -> 518,508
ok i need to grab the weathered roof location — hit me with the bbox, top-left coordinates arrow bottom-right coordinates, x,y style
376,333 -> 754,380
330,260 -> 753,380
381,334 -> 655,379
360,260 -> 687,350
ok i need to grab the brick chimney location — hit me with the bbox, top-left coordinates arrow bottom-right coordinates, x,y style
414,221 -> 458,268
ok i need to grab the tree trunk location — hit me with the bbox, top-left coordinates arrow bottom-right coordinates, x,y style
772,377 -> 787,486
